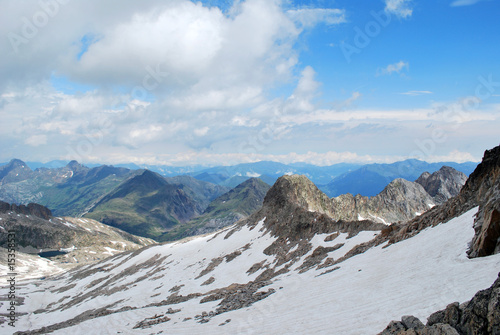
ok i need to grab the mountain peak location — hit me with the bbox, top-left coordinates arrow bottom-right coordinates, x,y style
8,158 -> 28,167
238,177 -> 268,188
263,174 -> 332,215
0,158 -> 33,181
130,169 -> 168,189
66,160 -> 84,169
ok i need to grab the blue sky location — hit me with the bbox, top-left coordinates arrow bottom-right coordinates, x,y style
0,0 -> 499,166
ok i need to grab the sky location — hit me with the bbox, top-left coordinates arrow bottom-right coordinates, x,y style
0,0 -> 499,167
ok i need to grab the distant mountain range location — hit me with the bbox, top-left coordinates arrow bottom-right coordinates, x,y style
0,158 -> 478,197
318,159 -> 477,197
0,157 -> 477,242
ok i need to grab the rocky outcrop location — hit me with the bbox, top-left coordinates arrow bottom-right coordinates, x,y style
379,272 -> 500,335
416,166 -> 468,205
0,200 -> 52,219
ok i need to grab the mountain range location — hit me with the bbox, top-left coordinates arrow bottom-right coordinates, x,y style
318,159 -> 476,197
0,158 -> 478,198
3,145 -> 499,334
0,156 -> 470,242
0,155 -> 472,243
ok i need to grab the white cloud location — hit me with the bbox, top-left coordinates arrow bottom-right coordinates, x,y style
377,60 -> 409,76
287,8 -> 346,28
384,0 -> 413,19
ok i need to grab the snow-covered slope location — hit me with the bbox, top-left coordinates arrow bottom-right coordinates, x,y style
4,207 -> 499,334
0,248 -> 66,281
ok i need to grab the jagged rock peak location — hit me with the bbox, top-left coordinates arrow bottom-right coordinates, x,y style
0,159 -> 31,173
415,166 -> 468,204
0,158 -> 33,181
263,174 -> 332,215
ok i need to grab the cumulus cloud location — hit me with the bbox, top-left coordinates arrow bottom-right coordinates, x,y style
384,0 -> 413,19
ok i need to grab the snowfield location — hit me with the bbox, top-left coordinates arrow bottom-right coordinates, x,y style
3,207 -> 500,334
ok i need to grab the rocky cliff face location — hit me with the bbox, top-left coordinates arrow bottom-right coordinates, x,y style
416,166 -> 468,205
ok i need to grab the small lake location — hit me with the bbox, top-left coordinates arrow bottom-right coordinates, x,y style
38,250 -> 68,258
